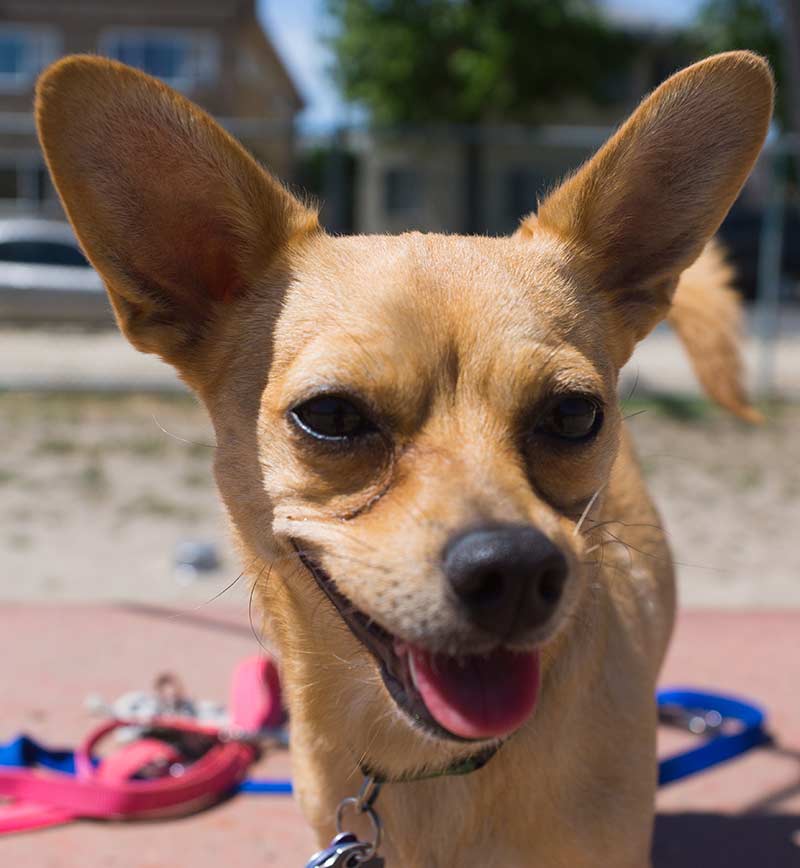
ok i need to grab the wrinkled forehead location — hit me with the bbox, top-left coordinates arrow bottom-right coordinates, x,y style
270,232 -> 612,400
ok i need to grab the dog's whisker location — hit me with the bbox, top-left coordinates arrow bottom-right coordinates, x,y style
579,517 -> 667,536
247,562 -> 271,655
572,485 -> 605,537
600,528 -> 727,573
150,414 -> 216,449
192,562 -> 253,609
622,367 -> 641,405
622,409 -> 649,422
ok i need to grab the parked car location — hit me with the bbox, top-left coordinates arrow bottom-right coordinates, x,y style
0,218 -> 111,323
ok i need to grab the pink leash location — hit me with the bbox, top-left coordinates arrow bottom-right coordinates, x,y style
0,655 -> 283,834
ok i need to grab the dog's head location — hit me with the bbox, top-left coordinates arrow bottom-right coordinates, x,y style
37,53 -> 772,765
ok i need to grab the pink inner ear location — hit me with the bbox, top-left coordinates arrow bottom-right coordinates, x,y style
216,278 -> 241,304
201,219 -> 242,304
172,214 -> 245,306
206,244 -> 241,303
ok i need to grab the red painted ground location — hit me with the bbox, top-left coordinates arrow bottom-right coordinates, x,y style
1,604 -> 798,867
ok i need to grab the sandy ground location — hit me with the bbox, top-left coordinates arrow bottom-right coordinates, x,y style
1,605 -> 798,867
0,391 -> 798,607
0,392 -> 235,605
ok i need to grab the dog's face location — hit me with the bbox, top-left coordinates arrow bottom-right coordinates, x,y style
257,231 -> 620,740
37,53 -> 772,756
258,235 -> 618,738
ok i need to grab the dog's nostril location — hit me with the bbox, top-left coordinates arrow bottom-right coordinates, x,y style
537,568 -> 565,607
463,570 -> 506,607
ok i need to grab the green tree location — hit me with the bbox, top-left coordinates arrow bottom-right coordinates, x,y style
325,0 -> 636,125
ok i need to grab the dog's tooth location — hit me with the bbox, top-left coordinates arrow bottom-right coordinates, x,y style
408,649 -> 420,690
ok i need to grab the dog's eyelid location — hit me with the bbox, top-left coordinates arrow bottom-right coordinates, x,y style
283,386 -> 373,418
531,386 -> 606,415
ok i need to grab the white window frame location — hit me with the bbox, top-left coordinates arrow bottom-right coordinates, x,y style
98,28 -> 219,92
0,26 -> 60,92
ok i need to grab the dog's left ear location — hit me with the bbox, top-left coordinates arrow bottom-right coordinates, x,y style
516,51 -> 773,347
36,56 -> 318,376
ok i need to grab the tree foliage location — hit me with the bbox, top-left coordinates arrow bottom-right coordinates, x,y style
325,0 -> 636,124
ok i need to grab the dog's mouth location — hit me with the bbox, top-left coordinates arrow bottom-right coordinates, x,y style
294,545 -> 541,742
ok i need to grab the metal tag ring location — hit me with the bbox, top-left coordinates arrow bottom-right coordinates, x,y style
335,797 -> 382,859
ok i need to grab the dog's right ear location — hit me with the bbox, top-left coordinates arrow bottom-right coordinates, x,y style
36,56 -> 317,373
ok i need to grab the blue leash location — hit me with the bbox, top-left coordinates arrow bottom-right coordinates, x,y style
0,735 -> 78,775
0,689 -> 768,795
656,688 -> 770,786
0,732 -> 292,795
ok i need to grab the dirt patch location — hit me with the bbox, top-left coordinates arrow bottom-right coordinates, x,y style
0,392 -> 236,604
0,392 -> 797,607
624,397 -> 800,607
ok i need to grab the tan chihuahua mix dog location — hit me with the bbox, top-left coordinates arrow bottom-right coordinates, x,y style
37,52 -> 772,866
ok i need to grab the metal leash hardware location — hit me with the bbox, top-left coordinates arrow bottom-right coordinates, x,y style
304,775 -> 385,867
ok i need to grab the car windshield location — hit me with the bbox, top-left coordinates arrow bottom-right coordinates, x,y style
0,239 -> 89,268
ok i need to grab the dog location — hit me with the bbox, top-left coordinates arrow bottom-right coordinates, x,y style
36,51 -> 772,866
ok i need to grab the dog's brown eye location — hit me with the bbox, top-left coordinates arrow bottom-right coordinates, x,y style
539,396 -> 602,441
290,396 -> 375,441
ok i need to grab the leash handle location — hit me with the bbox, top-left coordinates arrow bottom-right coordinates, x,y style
0,742 -> 252,818
0,717 -> 255,832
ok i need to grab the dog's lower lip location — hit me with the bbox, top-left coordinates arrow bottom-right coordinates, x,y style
293,543 -> 466,740
292,542 -> 540,742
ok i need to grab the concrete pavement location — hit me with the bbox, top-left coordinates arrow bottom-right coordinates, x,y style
0,604 -> 797,866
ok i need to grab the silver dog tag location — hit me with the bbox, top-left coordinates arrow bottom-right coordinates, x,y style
304,832 -> 385,868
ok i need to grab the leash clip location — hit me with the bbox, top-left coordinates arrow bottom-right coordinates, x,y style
304,775 -> 385,867
303,832 -> 382,867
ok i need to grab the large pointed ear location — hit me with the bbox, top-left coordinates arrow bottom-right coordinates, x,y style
36,56 -> 318,370
516,51 -> 773,344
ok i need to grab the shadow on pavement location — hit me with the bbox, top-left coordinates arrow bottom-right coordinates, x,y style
654,812 -> 800,866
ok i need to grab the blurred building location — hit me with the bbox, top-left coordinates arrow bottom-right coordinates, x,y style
351,22 -> 714,235
0,0 -> 302,216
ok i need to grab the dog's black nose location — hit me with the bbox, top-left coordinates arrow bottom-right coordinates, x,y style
443,524 -> 568,639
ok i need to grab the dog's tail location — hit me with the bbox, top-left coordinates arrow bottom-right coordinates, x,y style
667,241 -> 762,423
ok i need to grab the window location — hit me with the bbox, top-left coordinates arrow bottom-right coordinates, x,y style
0,240 -> 89,268
0,163 -> 50,204
0,26 -> 58,91
0,168 -> 18,200
100,29 -> 218,91
384,168 -> 422,215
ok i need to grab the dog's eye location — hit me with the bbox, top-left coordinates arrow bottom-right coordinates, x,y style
290,396 -> 375,441
538,396 -> 603,441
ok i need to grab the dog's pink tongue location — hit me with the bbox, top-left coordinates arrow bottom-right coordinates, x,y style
408,646 -> 540,740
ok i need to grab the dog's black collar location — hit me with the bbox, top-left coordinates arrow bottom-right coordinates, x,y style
360,742 -> 500,785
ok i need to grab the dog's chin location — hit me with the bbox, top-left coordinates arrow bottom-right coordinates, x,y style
294,546 -> 542,744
